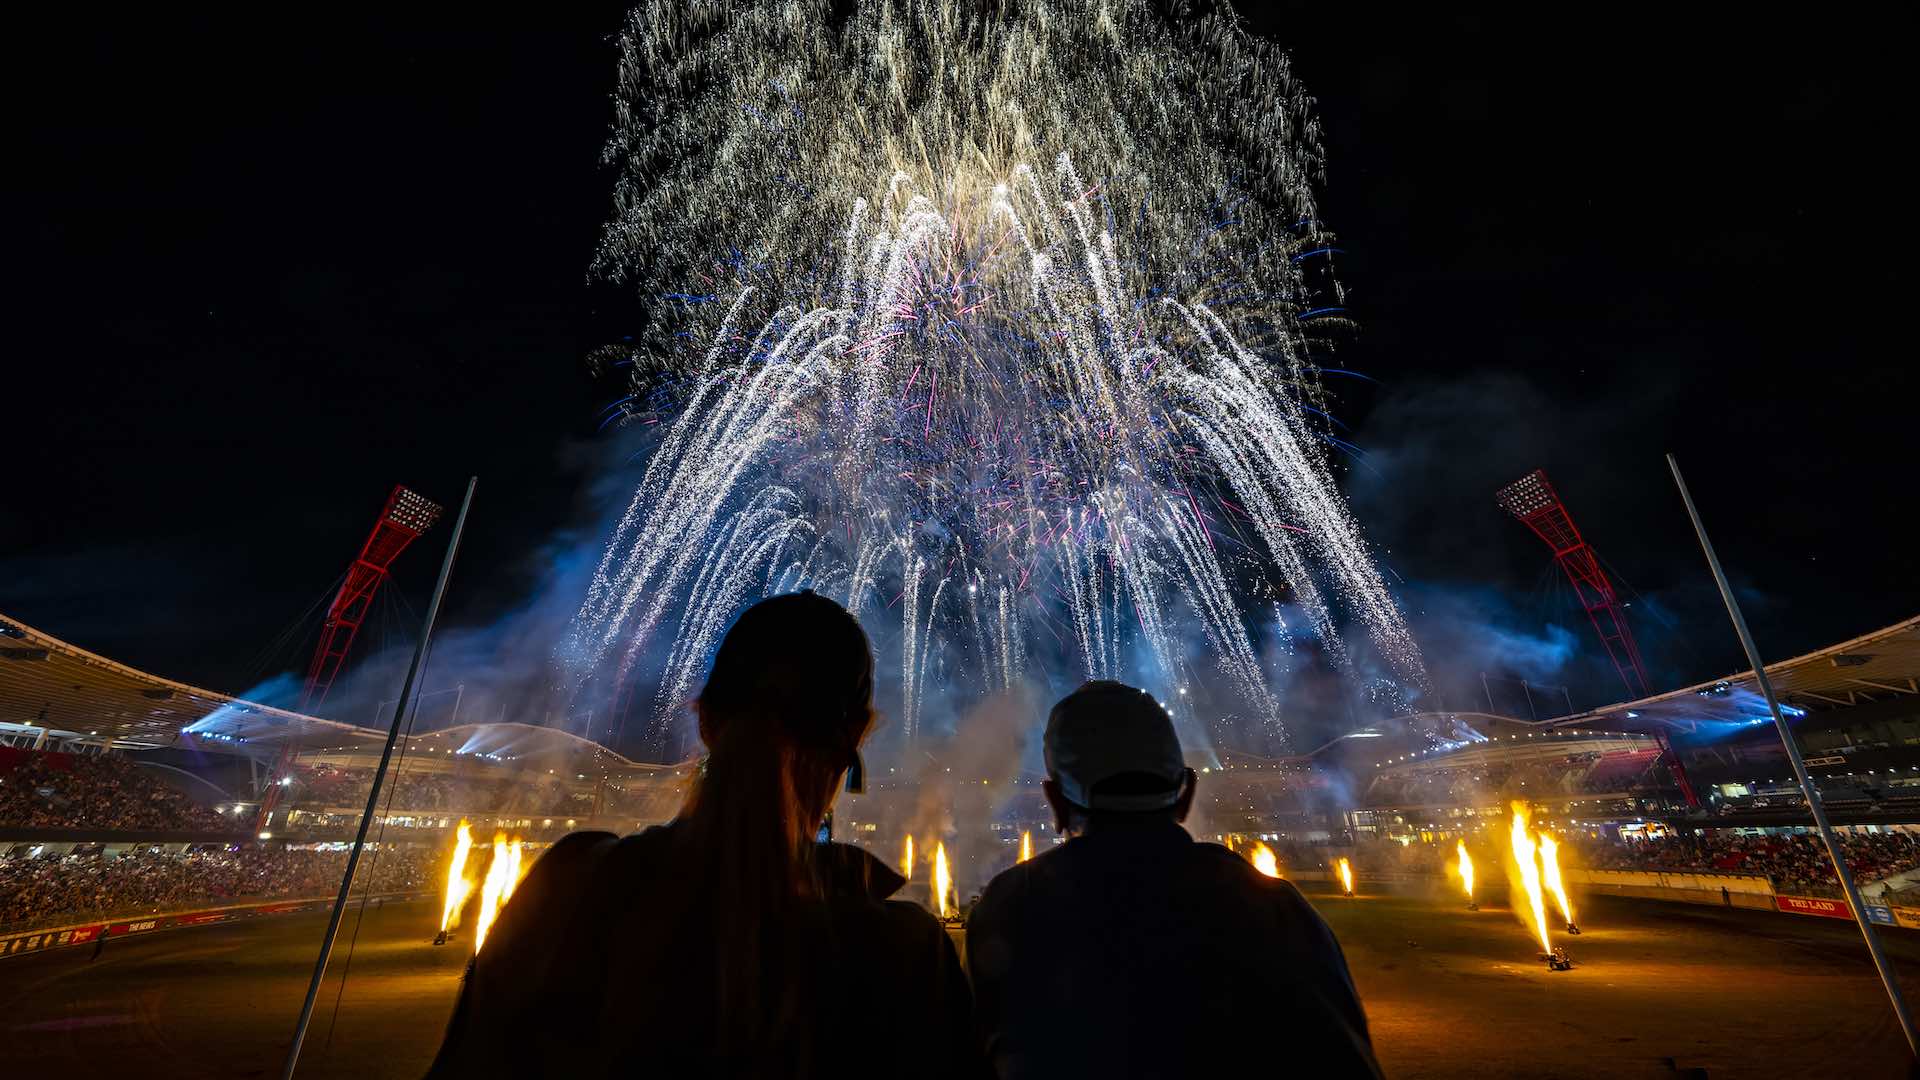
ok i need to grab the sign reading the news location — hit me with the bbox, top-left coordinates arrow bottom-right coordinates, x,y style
1776,894 -> 1852,919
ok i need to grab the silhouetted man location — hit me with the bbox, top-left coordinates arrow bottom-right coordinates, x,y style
966,681 -> 1382,1078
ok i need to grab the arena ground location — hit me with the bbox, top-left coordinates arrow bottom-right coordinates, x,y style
1,884 -> 1916,1078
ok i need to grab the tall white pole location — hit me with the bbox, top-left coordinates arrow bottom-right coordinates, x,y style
1668,454 -> 1915,1057
280,477 -> 477,1079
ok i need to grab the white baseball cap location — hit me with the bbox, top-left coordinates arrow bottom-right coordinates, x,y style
1044,681 -> 1188,811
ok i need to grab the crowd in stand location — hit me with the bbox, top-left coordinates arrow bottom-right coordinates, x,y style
0,750 -> 233,833
1579,830 -> 1920,891
286,763 -> 667,819
1362,751 -> 1671,809
1320,828 -> 1920,894
0,843 -> 437,931
0,749 -> 678,838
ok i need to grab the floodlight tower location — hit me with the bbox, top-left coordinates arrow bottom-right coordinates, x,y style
255,486 -> 441,833
299,486 -> 444,710
1497,469 -> 1699,808
1496,470 -> 1649,697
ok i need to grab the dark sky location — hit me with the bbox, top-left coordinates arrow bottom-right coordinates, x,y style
7,7 -> 1909,718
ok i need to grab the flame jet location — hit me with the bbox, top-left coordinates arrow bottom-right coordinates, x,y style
473,834 -> 526,954
933,841 -> 954,920
439,820 -> 475,935
1249,842 -> 1281,878
1540,833 -> 1577,931
1509,804 -> 1551,953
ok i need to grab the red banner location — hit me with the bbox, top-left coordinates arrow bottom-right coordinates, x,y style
1776,894 -> 1852,919
172,912 -> 232,927
1,895 -> 356,961
0,923 -> 107,958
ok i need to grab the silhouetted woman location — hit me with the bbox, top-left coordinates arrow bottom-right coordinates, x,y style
426,592 -> 980,1078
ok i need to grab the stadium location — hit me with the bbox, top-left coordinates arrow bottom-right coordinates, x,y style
11,4 -> 1915,1077
8,601 -> 1920,1077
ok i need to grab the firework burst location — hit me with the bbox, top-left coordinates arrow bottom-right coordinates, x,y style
570,0 -> 1425,751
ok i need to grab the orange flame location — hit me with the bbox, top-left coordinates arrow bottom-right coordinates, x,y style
932,841 -> 953,919
439,820 -> 475,933
1540,833 -> 1575,925
502,836 -> 524,903
1249,842 -> 1281,878
473,833 -> 525,953
1509,803 -> 1551,952
1018,830 -> 1033,863
1336,856 -> 1354,895
902,835 -> 914,881
1456,840 -> 1474,899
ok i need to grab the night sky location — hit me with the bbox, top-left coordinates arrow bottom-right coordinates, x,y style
8,7 -> 1909,723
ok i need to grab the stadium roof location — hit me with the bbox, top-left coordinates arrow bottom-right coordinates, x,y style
0,613 -> 670,777
1383,616 -> 1919,750
297,722 -> 677,780
1546,613 -> 1920,734
0,611 -> 376,752
1367,728 -> 1658,777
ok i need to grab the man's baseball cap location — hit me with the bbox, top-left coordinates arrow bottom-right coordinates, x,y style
1044,680 -> 1188,811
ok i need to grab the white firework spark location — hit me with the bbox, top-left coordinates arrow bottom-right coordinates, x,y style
569,0 -> 1426,751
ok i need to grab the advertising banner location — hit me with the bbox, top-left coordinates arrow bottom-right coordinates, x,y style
0,923 -> 106,958
1,894 -> 398,961
1775,894 -> 1852,919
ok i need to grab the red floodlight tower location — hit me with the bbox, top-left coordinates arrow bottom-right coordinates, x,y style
1496,470 -> 1649,697
1497,469 -> 1698,808
299,486 -> 444,711
257,486 -> 442,833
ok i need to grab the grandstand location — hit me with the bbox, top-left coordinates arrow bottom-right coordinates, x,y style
1321,613 -> 1920,893
0,613 -> 359,754
268,723 -> 689,841
1351,728 -> 1681,837
1548,613 -> 1920,826
0,612 -> 697,933
1191,750 -> 1346,840
11,604 -> 1920,925
0,613 -> 688,840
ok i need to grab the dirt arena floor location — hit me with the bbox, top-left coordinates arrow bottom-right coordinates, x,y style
1319,879 -> 1920,1079
2,883 -> 1918,1078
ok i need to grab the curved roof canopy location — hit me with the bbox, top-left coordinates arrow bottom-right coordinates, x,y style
0,613 -> 673,780
1386,615 -> 1920,740
1545,613 -> 1920,735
